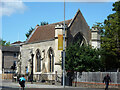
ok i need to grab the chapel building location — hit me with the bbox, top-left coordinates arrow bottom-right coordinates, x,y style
18,9 -> 100,81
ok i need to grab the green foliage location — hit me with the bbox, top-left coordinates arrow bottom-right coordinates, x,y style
92,22 -> 105,36
40,22 -> 48,26
100,1 -> 120,70
0,39 -> 10,46
25,27 -> 34,38
65,43 -> 102,72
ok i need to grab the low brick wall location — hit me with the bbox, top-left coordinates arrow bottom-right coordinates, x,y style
73,82 -> 120,88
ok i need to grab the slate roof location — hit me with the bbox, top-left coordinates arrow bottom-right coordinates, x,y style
26,19 -> 72,43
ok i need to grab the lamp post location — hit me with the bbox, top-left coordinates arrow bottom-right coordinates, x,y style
63,0 -> 65,88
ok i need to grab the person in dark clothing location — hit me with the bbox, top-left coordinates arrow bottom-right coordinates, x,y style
19,75 -> 26,90
103,74 -> 111,90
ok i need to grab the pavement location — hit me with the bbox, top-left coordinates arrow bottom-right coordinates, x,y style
0,79 -> 119,90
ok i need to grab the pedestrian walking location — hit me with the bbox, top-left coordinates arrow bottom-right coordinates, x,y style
103,74 -> 111,90
19,75 -> 26,90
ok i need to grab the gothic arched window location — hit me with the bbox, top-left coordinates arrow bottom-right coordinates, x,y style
36,49 -> 41,72
73,32 -> 87,46
48,47 -> 54,72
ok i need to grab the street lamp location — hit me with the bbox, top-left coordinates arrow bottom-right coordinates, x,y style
63,0 -> 66,88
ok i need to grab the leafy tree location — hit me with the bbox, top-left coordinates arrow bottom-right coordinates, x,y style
25,22 -> 48,38
0,39 -> 10,46
25,27 -> 34,38
92,22 -> 105,36
101,1 -> 120,70
65,43 -> 102,73
40,22 -> 48,26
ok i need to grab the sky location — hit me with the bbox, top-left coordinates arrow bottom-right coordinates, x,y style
0,0 -> 116,43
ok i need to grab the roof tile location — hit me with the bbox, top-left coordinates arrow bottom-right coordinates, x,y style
27,19 -> 71,43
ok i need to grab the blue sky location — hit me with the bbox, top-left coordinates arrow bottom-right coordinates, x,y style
1,1 -> 115,43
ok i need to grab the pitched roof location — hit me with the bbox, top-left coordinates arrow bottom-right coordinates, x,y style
11,41 -> 23,44
26,19 -> 71,44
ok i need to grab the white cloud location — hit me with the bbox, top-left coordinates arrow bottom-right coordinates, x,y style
0,0 -> 117,17
0,0 -> 27,16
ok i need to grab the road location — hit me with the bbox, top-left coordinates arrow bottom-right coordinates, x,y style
0,79 -> 119,90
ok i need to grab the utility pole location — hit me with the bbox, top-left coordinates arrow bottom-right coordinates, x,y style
63,0 -> 65,88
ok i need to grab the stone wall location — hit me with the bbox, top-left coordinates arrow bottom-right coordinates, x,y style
20,24 -> 66,80
20,40 -> 62,77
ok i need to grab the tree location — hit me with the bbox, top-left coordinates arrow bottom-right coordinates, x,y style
92,22 -> 105,36
25,22 -> 48,39
101,1 -> 120,70
40,22 -> 48,26
65,43 -> 102,72
0,39 -> 10,46
25,27 -> 34,39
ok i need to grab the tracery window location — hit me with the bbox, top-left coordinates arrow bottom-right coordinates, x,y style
73,32 -> 86,46
48,47 -> 54,72
36,49 -> 41,72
